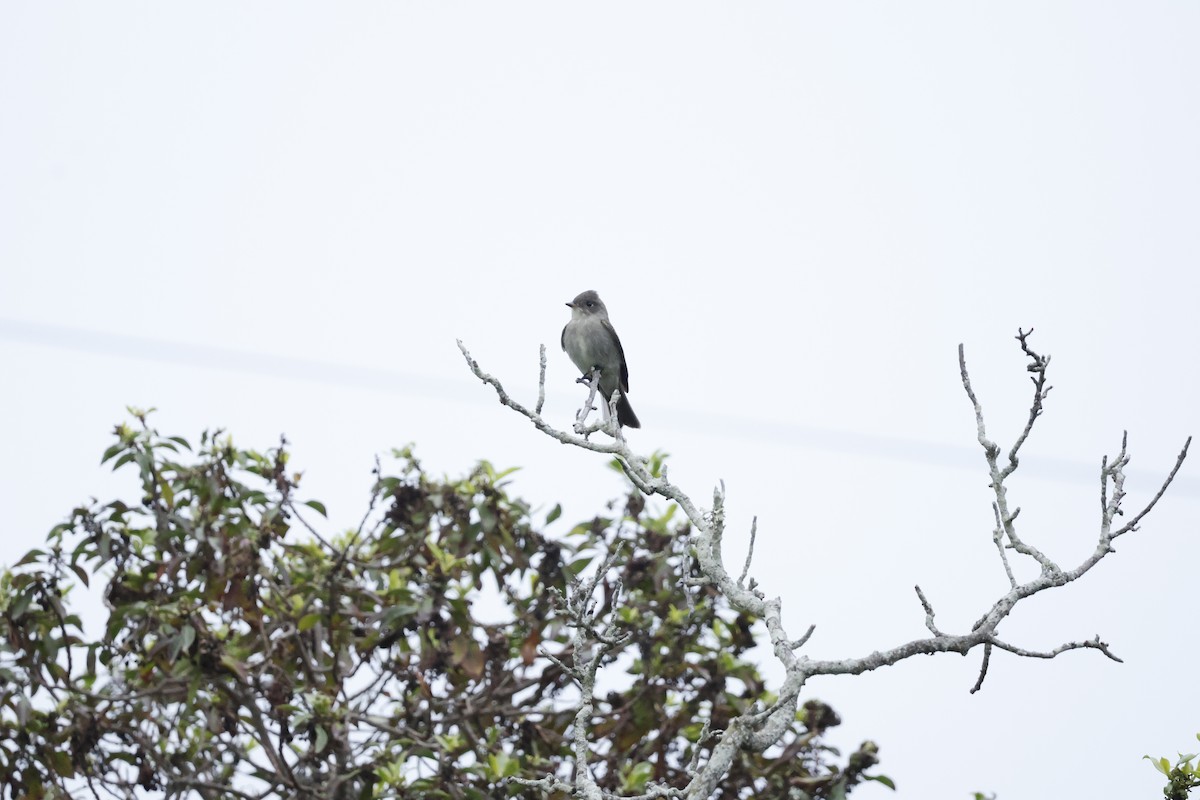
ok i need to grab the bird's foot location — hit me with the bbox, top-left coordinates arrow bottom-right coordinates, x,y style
575,367 -> 602,386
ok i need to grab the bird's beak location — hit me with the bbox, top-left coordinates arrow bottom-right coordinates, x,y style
565,301 -> 574,308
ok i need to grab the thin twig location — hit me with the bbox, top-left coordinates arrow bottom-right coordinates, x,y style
738,517 -> 757,588
991,502 -> 1017,589
969,642 -> 992,694
457,341 -> 623,455
989,634 -> 1122,663
575,369 -> 602,429
914,585 -> 943,637
1001,328 -> 1052,480
1113,435 -> 1191,537
536,344 -> 547,416
959,340 -> 1057,574
789,625 -> 816,650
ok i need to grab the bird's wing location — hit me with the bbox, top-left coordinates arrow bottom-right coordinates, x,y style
602,318 -> 630,392
561,324 -> 568,352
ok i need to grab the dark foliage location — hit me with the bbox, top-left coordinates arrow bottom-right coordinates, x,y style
0,413 -> 886,799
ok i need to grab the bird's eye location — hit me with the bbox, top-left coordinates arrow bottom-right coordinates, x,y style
586,301 -> 594,308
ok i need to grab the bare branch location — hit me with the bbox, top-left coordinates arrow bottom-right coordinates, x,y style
969,643 -> 991,694
575,368 -> 602,430
536,344 -> 548,416
1113,435 -> 1191,538
790,625 -> 816,651
959,339 -> 1058,575
991,502 -> 1017,589
565,551 -> 626,799
460,332 -> 1189,798
957,342 -> 998,461
538,646 -> 581,683
989,633 -> 1123,663
914,585 -> 943,637
456,340 -> 623,456
737,516 -> 757,588
1002,327 -> 1052,480
511,775 -> 574,794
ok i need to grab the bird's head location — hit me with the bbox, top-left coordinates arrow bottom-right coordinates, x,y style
566,290 -> 607,319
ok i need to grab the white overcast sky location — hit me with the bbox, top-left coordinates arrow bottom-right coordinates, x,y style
2,3 -> 1199,798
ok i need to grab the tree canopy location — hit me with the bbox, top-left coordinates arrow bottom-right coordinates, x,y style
0,412 -> 881,799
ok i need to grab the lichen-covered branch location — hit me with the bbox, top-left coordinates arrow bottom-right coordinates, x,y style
458,330 -> 1189,797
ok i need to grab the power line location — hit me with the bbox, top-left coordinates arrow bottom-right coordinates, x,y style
0,317 -> 464,397
2,317 -> 1195,498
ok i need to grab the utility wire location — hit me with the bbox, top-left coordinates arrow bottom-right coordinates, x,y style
2,317 -> 1195,498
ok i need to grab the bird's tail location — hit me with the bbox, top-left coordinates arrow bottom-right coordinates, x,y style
617,393 -> 641,429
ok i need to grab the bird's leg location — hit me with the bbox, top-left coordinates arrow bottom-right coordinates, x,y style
575,366 -> 602,386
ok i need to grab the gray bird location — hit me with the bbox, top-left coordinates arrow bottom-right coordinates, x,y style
561,290 -> 641,428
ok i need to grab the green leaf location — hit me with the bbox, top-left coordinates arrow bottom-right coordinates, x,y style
314,725 -> 329,753
487,752 -> 515,780
48,748 -> 74,778
304,500 -> 328,517
220,654 -> 249,683
427,537 -> 446,564
493,465 -> 521,481
299,613 -> 322,632
15,549 -> 46,567
1145,754 -> 1170,775
545,504 -> 562,525
867,774 -> 896,789
11,591 -> 33,620
158,476 -> 175,507
169,624 -> 196,662
69,563 -> 90,588
621,761 -> 653,792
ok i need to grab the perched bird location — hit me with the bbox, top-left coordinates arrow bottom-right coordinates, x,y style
561,290 -> 641,428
